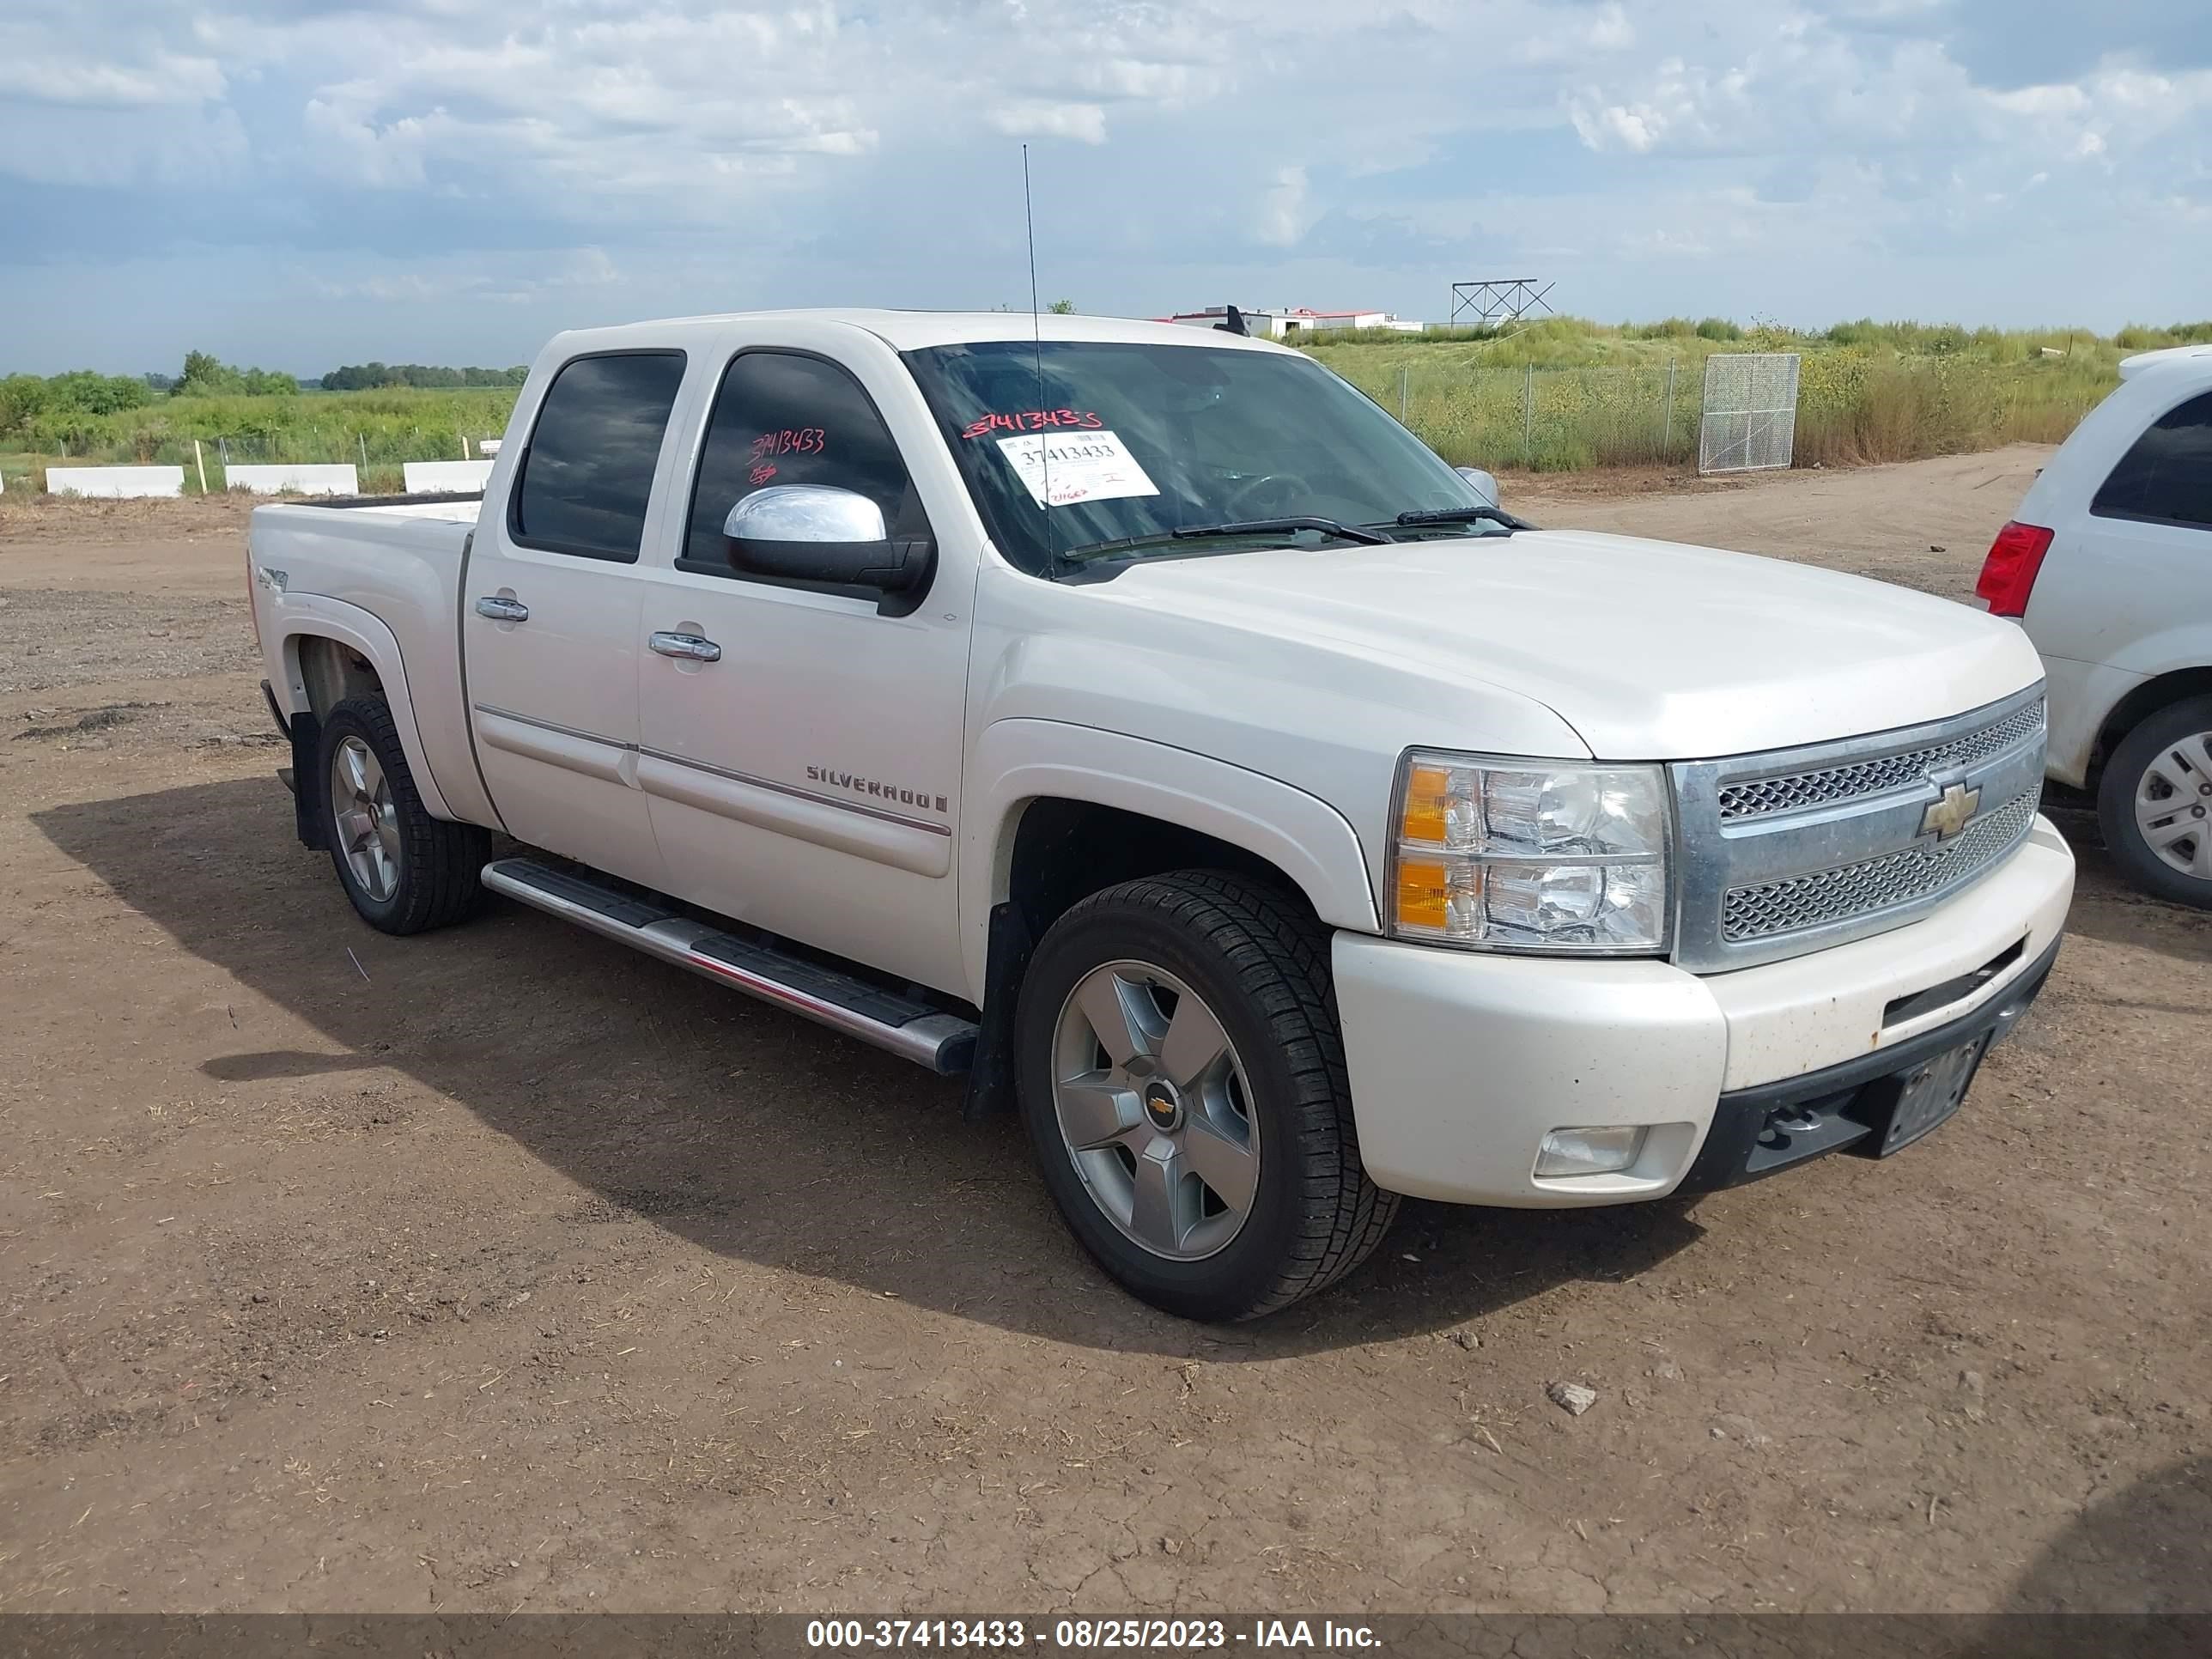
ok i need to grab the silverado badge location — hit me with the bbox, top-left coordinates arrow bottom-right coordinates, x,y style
1920,782 -> 1982,842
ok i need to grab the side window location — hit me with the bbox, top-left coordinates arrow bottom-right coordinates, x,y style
684,350 -> 924,570
511,352 -> 687,561
2092,390 -> 2212,530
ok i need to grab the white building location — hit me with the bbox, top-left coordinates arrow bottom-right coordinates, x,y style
1160,306 -> 1425,339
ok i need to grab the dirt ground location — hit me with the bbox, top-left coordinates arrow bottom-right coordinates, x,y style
1,447 -> 2205,1616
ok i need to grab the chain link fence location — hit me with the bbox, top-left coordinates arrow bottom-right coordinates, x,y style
1328,360 -> 1710,471
1698,353 -> 1802,474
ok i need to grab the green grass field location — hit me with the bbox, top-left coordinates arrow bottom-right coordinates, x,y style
1301,316 -> 2196,471
5,318 -> 2207,494
0,386 -> 520,496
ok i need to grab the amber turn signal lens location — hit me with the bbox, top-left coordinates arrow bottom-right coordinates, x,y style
1401,764 -> 1453,845
1395,856 -> 1451,932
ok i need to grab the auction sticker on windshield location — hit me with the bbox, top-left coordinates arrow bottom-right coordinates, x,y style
996,430 -> 1159,508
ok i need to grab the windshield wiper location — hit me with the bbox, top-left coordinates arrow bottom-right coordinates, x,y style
1386,504 -> 1529,531
1171,515 -> 1389,544
1060,515 -> 1389,564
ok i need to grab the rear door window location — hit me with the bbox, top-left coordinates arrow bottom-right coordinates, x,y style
2092,390 -> 2212,530
511,351 -> 687,561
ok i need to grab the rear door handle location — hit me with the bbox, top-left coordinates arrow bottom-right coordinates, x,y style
474,595 -> 530,622
648,631 -> 722,663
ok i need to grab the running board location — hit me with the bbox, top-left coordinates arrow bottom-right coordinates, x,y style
480,857 -> 977,1074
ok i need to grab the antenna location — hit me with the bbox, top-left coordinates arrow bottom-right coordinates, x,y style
1022,143 -> 1058,572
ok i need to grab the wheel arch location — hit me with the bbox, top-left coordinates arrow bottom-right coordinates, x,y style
966,720 -> 1379,971
957,720 -> 1379,1119
2089,667 -> 2212,787
274,599 -> 454,822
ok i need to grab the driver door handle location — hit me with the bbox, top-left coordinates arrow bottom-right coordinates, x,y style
474,595 -> 530,622
649,630 -> 723,663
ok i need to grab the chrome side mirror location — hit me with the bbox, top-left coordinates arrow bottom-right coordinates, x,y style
721,484 -> 933,609
724,483 -> 887,547
1455,466 -> 1501,507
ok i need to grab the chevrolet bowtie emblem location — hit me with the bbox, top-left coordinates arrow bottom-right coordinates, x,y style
1921,782 -> 1982,842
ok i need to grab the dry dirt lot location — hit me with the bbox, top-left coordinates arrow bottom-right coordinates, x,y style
1,447 -> 2206,1616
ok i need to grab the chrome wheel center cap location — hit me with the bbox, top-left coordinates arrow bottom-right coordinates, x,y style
1141,1080 -> 1183,1133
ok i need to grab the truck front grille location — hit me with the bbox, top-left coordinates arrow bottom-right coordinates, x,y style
1721,788 -> 2041,942
1670,685 -> 2047,971
1717,698 -> 2045,821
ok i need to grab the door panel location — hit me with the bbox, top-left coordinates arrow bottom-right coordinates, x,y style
465,548 -> 653,878
463,349 -> 690,887
633,340 -> 972,996
631,746 -> 951,877
635,578 -> 969,993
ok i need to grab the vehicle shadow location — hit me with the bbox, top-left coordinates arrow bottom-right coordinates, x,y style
1929,1455 -> 2212,1656
2000,1455 -> 2211,1616
33,777 -> 1705,1359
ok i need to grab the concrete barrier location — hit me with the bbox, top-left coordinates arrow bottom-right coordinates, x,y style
402,459 -> 494,494
46,465 -> 186,499
226,464 -> 361,496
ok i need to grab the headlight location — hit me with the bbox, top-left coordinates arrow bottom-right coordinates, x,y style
1389,751 -> 1673,952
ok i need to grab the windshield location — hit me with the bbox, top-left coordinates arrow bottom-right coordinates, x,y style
902,339 -> 1503,574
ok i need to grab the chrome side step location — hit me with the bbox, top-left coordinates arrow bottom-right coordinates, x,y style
480,857 -> 977,1074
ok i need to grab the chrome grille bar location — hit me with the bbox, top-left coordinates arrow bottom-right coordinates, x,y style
1671,684 -> 2047,972
1717,698 -> 2045,821
1723,789 -> 2041,941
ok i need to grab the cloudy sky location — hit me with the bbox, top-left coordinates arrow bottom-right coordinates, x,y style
3,1 -> 2207,375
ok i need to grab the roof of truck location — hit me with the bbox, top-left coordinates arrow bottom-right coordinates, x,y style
545,308 -> 1291,357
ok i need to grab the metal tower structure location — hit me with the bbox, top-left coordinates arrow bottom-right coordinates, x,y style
1449,280 -> 1555,327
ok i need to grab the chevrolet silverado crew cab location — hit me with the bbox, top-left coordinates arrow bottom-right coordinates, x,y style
246,309 -> 2073,1321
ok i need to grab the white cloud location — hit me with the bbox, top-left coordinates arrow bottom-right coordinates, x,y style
1255,165 -> 1310,247
989,100 -> 1109,144
0,0 -> 2208,371
0,48 -> 226,108
308,245 -> 624,305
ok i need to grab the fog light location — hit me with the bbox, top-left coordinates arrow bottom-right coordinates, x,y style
1534,1126 -> 1649,1178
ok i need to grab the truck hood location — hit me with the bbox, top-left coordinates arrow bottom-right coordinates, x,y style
1103,528 -> 2045,758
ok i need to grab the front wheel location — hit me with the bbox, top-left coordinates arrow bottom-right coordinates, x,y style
1014,872 -> 1398,1321
2098,695 -> 2212,909
317,696 -> 488,934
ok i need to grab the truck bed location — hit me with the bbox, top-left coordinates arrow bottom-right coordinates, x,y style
247,496 -> 488,826
286,492 -> 485,523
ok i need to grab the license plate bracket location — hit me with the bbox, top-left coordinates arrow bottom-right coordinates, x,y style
1857,1033 -> 1992,1157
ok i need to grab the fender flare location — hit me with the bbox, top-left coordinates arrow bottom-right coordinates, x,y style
961,718 -> 1380,998
276,595 -> 454,822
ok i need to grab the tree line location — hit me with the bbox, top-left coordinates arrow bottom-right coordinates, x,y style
1,352 -> 533,434
319,362 -> 530,390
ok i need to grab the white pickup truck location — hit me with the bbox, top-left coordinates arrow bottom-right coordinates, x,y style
246,309 -> 2074,1320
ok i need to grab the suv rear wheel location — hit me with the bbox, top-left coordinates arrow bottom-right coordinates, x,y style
1013,871 -> 1397,1321
2098,694 -> 2212,908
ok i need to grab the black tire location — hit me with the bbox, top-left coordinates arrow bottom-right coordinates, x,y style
2097,694 -> 2212,909
1014,871 -> 1398,1321
316,696 -> 488,934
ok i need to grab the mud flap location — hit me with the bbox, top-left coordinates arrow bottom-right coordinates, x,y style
961,901 -> 1035,1120
289,708 -> 325,851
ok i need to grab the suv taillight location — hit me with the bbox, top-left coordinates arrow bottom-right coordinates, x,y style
1975,521 -> 2053,617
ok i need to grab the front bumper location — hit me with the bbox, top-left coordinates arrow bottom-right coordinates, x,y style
1333,817 -> 2074,1207
1673,930 -> 2058,1194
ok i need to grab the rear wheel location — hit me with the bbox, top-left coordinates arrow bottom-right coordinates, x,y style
2098,695 -> 2212,909
317,696 -> 488,933
1014,871 -> 1397,1321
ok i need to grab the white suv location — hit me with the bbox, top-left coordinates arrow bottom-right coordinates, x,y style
1984,347 -> 2212,906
